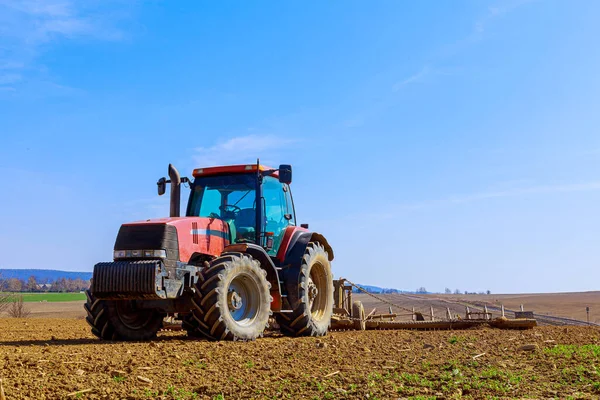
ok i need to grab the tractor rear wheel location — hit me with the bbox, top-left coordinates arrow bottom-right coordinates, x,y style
352,300 -> 366,330
276,242 -> 334,336
187,254 -> 272,341
85,290 -> 165,341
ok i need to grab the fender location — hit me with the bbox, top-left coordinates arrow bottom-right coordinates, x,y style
279,228 -> 334,308
222,243 -> 283,312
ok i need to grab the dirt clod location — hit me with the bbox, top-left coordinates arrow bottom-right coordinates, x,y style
518,344 -> 538,351
136,376 -> 152,385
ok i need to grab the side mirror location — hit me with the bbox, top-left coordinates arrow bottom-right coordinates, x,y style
278,164 -> 292,184
157,177 -> 166,196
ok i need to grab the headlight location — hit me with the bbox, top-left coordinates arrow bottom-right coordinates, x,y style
113,249 -> 167,259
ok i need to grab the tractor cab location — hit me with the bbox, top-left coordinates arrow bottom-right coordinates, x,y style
185,164 -> 295,256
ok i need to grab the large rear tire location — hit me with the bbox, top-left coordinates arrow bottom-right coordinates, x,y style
186,254 -> 272,341
276,242 -> 334,336
84,290 -> 165,341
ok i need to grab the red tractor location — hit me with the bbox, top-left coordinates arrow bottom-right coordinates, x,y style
85,163 -> 334,341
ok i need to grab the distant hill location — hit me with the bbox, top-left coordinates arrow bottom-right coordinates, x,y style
352,284 -> 407,294
0,269 -> 92,283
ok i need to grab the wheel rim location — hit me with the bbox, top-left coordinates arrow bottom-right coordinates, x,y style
227,273 -> 261,326
308,262 -> 329,322
115,301 -> 153,330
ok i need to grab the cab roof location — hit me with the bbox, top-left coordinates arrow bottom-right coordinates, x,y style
192,164 -> 278,178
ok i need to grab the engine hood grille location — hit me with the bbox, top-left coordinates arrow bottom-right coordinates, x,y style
114,223 -> 179,262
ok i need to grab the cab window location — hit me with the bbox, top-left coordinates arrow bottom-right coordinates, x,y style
262,176 -> 294,255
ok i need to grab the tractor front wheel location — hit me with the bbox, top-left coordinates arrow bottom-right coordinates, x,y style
85,290 -> 165,341
107,301 -> 165,341
276,242 -> 334,336
187,254 -> 272,341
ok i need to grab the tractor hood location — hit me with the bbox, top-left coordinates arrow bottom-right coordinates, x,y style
115,217 -> 231,263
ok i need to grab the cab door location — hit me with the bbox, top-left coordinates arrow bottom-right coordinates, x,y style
262,176 -> 295,255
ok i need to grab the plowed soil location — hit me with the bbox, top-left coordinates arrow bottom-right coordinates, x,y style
1,319 -> 600,399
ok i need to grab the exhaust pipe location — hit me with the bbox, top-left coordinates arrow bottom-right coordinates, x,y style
168,164 -> 181,217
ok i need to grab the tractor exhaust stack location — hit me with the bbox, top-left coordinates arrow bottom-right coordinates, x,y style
168,164 -> 181,217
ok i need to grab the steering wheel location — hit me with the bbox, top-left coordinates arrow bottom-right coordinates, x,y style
220,204 -> 242,214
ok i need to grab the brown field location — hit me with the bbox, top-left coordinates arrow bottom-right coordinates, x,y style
438,292 -> 600,323
0,293 -> 599,399
1,319 -> 600,399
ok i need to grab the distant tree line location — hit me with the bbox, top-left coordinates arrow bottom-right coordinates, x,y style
350,284 -> 492,295
444,288 -> 491,295
0,275 -> 90,293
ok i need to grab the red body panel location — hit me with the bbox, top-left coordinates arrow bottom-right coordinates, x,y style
123,218 -> 308,265
123,217 -> 230,262
276,226 -> 309,263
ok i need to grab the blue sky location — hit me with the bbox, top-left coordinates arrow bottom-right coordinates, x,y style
1,0 -> 599,293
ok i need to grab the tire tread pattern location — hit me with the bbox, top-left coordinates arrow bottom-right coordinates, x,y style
275,242 -> 334,337
185,254 -> 271,341
84,289 -> 118,340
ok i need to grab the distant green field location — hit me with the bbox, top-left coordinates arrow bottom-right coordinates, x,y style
3,293 -> 86,302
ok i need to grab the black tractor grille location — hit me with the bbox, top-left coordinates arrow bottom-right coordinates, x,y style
114,224 -> 179,263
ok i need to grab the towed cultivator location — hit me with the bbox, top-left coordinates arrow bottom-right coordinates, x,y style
330,279 -> 537,331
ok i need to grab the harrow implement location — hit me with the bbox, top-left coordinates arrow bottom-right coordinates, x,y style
331,279 -> 537,331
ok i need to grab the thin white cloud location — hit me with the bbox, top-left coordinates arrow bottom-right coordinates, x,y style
581,148 -> 600,156
193,134 -> 297,167
391,2 -> 534,94
392,66 -> 431,91
436,0 -> 534,61
392,65 -> 459,92
475,1 -> 533,35
0,0 -> 130,92
343,118 -> 364,128
401,180 -> 600,211
0,73 -> 22,85
449,181 -> 600,204
312,180 -> 600,227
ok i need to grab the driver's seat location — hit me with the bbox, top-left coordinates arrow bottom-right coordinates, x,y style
234,208 -> 256,242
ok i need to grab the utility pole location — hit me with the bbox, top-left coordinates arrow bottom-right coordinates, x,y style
586,306 -> 590,325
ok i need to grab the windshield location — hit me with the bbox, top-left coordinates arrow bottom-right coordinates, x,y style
187,174 -> 257,243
